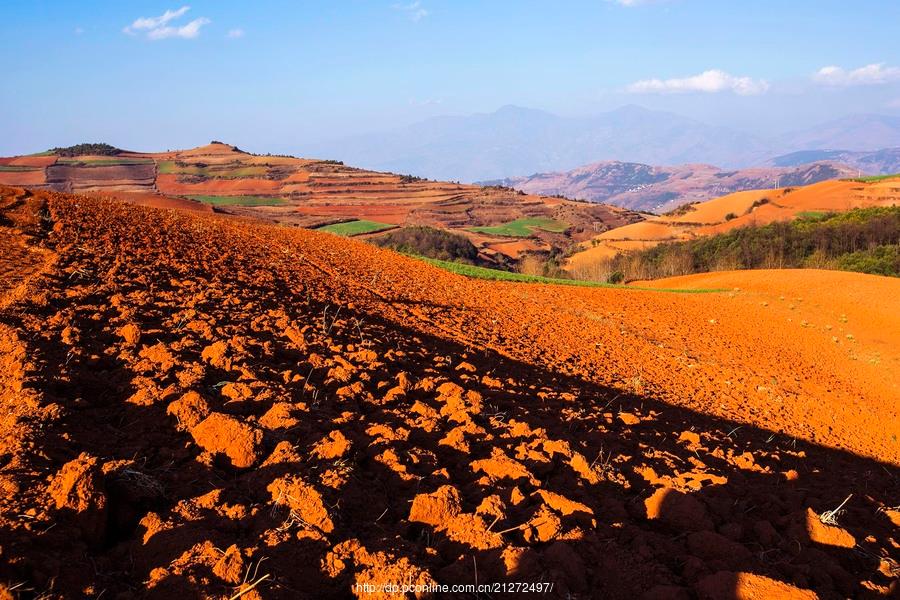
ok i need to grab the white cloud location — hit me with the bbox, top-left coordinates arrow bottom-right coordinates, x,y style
147,18 -> 210,40
74,27 -> 84,35
813,63 -> 900,86
124,6 -> 210,40
227,28 -> 245,39
626,69 -> 769,95
393,1 -> 428,21
124,6 -> 188,34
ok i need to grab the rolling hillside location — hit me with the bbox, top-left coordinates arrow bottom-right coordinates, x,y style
0,142 -> 641,264
567,177 -> 900,277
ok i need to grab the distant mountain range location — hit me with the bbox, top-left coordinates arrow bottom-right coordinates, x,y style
307,106 -> 900,183
777,114 -> 900,153
482,161 -> 861,213
767,147 -> 900,173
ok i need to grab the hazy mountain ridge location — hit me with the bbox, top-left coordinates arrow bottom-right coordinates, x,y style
307,106 -> 900,183
779,114 -> 900,152
307,105 -> 772,182
769,147 -> 900,173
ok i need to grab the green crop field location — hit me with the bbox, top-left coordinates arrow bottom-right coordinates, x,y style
843,173 -> 900,183
315,220 -> 395,236
0,165 -> 40,172
469,217 -> 569,237
420,257 -> 722,293
158,161 -> 268,179
796,210 -> 827,219
185,195 -> 286,206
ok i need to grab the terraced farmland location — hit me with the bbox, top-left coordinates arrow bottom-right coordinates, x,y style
0,142 -> 640,264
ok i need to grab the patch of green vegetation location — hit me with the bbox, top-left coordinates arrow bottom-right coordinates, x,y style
836,244 -> 900,276
842,173 -> 900,183
469,217 -> 569,237
0,165 -> 39,172
49,143 -> 122,157
420,257 -> 721,293
185,195 -> 286,207
796,210 -> 827,220
373,226 -> 478,263
157,161 -> 181,174
26,151 -> 55,157
57,157 -> 154,166
601,206 -> 900,280
158,160 -> 268,179
315,220 -> 395,236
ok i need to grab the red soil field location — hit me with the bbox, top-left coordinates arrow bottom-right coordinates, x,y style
485,238 -> 549,259
45,164 -> 156,194
0,187 -> 897,599
81,190 -> 215,213
155,173 -> 284,196
0,170 -> 46,186
4,156 -> 58,168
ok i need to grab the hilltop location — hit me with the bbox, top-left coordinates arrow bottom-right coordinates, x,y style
0,185 -> 897,598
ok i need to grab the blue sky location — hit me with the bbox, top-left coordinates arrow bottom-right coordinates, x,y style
2,0 -> 899,155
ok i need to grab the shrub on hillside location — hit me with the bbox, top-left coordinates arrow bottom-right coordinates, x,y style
836,244 -> 900,276
50,143 -> 122,157
373,226 -> 479,263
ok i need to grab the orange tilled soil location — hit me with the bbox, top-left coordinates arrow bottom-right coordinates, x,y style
0,187 -> 897,599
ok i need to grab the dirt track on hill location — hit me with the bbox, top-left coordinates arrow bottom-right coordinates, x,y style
0,187 -> 897,599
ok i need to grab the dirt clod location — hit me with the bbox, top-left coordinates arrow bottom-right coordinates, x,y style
191,412 -> 263,468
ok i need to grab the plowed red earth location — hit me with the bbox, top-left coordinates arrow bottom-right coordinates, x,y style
0,187 -> 897,599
